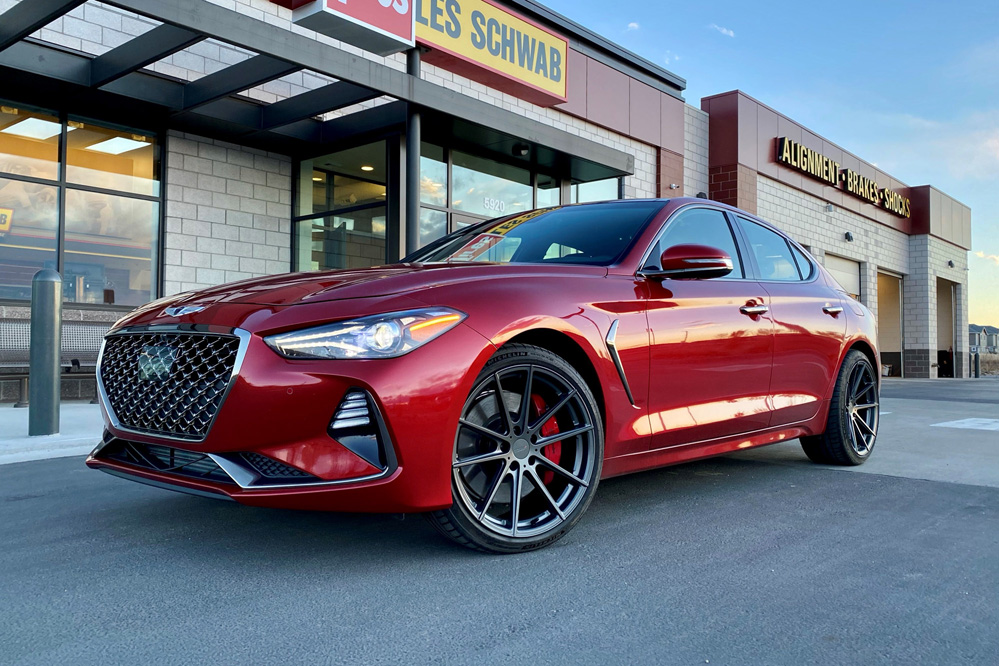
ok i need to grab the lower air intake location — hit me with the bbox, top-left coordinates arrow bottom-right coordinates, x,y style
100,439 -> 234,485
240,452 -> 314,479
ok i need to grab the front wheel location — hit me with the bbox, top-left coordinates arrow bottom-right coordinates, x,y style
800,349 -> 879,466
428,344 -> 603,553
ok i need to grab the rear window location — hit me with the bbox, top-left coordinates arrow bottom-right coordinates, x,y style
406,202 -> 665,266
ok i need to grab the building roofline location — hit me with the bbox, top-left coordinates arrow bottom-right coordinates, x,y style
504,0 -> 687,98
702,89 -> 971,209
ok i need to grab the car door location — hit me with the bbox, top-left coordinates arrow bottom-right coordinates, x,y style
734,216 -> 846,427
643,206 -> 775,450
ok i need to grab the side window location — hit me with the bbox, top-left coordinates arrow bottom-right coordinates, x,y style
652,208 -> 744,278
740,218 -> 800,281
790,244 -> 814,280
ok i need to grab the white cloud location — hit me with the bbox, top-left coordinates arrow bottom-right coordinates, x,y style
709,23 -> 735,37
664,50 -> 680,64
975,251 -> 999,266
627,22 -> 640,31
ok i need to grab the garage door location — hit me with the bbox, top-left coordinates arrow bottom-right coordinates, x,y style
824,254 -> 861,299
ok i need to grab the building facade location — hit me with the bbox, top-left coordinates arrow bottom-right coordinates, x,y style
0,0 -> 970,401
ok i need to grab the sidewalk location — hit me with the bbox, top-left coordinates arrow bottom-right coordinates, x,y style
0,402 -> 103,465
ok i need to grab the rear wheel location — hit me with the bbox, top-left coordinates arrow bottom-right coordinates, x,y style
429,344 -> 603,553
800,350 -> 879,466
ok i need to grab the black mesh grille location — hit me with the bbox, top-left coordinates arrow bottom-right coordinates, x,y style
241,452 -> 315,479
100,331 -> 240,440
100,440 -> 235,485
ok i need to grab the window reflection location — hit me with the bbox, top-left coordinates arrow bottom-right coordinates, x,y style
296,208 -> 387,271
299,142 -> 386,218
310,172 -> 386,214
0,105 -> 61,182
537,174 -> 560,208
64,189 -> 157,305
420,144 -> 447,207
67,120 -> 159,196
419,207 -> 447,247
452,151 -> 531,218
570,177 -> 620,203
0,177 -> 58,300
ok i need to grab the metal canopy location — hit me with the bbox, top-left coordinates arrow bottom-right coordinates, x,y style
0,0 -> 633,178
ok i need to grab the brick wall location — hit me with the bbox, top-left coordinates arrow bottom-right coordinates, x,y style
163,132 -> 292,295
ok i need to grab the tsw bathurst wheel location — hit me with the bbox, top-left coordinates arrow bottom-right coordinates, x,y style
429,344 -> 603,553
800,349 -> 879,466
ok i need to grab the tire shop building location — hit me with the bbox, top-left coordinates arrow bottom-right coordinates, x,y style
0,0 -> 971,402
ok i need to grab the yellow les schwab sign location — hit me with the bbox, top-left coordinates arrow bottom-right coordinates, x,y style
0,208 -> 12,234
416,0 -> 567,106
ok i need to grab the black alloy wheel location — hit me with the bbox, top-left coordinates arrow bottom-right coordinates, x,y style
429,344 -> 603,553
800,349 -> 880,466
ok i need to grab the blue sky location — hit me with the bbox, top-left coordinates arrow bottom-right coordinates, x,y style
543,0 -> 999,325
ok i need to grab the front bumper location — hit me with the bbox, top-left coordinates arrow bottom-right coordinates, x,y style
87,321 -> 496,512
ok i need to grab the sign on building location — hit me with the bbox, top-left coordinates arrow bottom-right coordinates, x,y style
415,0 -> 568,106
292,0 -> 416,56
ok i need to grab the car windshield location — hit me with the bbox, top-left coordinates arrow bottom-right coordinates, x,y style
405,201 -> 666,266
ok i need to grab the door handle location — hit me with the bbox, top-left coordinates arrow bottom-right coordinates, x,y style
822,305 -> 844,316
740,305 -> 769,316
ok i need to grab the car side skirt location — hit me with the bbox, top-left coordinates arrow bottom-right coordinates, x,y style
601,411 -> 826,479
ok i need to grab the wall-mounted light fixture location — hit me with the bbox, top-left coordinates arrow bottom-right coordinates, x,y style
512,143 -> 529,157
668,183 -> 679,190
947,260 -> 956,268
844,231 -> 854,242
696,191 -> 708,199
825,204 -> 835,213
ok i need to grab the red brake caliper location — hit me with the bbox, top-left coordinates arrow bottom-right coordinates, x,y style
530,394 -> 560,485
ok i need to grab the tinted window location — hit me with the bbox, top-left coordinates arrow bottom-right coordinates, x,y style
407,201 -> 663,266
741,219 -> 800,281
651,208 -> 744,278
790,244 -> 814,280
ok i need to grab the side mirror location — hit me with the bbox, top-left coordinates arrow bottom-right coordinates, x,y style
640,244 -> 734,280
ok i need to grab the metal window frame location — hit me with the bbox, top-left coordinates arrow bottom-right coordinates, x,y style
0,99 -> 165,308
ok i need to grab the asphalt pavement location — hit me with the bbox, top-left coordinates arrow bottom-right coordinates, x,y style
1,379 -> 997,665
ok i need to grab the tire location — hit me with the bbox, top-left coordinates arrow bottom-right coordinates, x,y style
428,343 -> 604,553
800,349 -> 879,466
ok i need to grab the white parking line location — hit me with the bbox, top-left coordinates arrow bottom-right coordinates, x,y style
930,418 -> 999,431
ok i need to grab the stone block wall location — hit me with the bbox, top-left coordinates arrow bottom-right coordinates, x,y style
162,132 -> 292,295
683,105 -> 709,197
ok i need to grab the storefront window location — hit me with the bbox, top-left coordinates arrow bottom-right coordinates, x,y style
452,151 -> 532,218
0,177 -> 58,300
420,144 -> 447,207
418,207 -> 447,248
295,141 -> 388,271
296,210 -> 386,271
570,177 -> 621,203
0,104 -> 160,306
64,190 -> 157,305
536,174 -> 560,208
0,105 -> 61,181
67,120 -> 159,197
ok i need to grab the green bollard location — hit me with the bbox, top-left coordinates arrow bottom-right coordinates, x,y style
28,269 -> 62,436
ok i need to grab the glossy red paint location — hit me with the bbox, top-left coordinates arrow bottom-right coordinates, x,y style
86,198 -> 879,514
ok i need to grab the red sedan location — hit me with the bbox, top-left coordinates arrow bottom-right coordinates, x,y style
87,198 -> 880,553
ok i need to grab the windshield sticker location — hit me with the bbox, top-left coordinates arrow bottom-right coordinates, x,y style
489,207 -> 556,236
451,233 -> 505,262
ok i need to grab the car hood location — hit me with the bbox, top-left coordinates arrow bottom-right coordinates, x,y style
159,263 -> 608,308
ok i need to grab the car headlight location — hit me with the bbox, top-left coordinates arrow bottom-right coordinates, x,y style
264,308 -> 466,360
